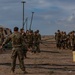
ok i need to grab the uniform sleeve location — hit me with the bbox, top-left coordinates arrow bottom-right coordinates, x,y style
2,35 -> 11,46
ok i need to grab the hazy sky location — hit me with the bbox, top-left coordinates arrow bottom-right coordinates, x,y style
0,0 -> 75,35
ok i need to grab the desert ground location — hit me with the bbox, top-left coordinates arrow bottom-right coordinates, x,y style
0,35 -> 75,75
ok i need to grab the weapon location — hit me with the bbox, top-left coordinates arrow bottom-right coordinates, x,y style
0,41 -> 12,53
41,42 -> 50,48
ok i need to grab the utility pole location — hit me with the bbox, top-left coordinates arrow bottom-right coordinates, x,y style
29,12 -> 34,30
21,1 -> 26,29
26,17 -> 28,31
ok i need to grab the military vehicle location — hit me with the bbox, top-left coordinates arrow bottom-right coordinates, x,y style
0,25 -> 12,37
0,25 -> 12,49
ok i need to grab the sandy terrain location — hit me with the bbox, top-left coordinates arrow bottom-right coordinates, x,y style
0,36 -> 75,75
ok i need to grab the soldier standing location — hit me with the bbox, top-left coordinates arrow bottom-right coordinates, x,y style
55,30 -> 61,49
26,30 -> 34,52
33,30 -> 41,53
37,30 -> 41,53
20,28 -> 28,58
2,27 -> 26,74
60,32 -> 67,49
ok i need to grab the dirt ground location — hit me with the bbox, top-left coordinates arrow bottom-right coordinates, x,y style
0,36 -> 75,75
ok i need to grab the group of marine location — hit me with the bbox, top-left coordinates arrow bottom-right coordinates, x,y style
0,27 -> 41,74
20,28 -> 41,56
55,30 -> 75,50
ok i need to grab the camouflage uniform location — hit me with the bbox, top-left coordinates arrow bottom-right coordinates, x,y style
66,35 -> 70,49
3,27 -> 25,73
20,28 -> 27,58
25,30 -> 29,49
55,30 -> 61,49
26,31 -> 34,51
33,30 -> 41,53
61,32 -> 67,49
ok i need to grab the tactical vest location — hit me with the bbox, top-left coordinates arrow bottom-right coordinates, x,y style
11,32 -> 22,47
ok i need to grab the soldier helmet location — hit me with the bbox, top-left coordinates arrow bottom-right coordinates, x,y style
36,30 -> 39,33
14,27 -> 19,31
57,30 -> 60,32
72,31 -> 75,33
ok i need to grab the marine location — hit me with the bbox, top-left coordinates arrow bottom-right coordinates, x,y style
2,27 -> 26,74
20,28 -> 28,58
26,30 -> 34,52
55,30 -> 61,49
33,30 -> 41,53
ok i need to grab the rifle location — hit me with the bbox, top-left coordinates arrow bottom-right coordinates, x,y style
41,42 -> 50,48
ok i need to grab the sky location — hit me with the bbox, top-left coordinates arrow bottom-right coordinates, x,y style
0,0 -> 75,35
